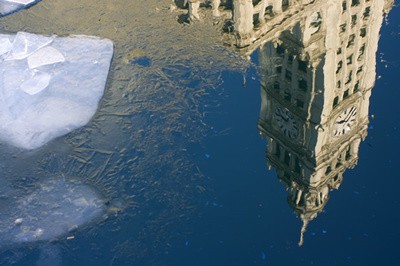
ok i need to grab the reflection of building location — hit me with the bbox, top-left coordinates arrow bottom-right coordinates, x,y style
177,0 -> 393,246
232,0 -> 318,48
180,1 -> 393,55
257,0 -> 392,245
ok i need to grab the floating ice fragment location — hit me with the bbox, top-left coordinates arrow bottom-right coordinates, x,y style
0,31 -> 114,150
0,177 -> 106,246
14,218 -> 23,225
27,46 -> 65,69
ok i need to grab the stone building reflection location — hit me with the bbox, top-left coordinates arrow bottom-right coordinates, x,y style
177,0 -> 393,246
255,0 -> 392,245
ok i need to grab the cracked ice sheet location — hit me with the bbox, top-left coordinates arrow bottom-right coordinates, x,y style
0,32 -> 114,150
0,0 -> 41,17
0,177 -> 106,246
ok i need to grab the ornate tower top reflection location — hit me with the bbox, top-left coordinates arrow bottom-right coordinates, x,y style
229,0 -> 394,54
256,0 -> 392,245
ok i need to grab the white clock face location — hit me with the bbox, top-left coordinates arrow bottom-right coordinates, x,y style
333,106 -> 357,137
274,107 -> 299,139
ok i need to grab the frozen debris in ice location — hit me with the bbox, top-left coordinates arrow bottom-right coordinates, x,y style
33,228 -> 44,238
14,218 -> 23,225
0,0 -> 41,17
0,31 -> 114,150
27,46 -> 65,69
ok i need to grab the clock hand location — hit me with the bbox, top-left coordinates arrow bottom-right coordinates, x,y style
338,111 -> 355,125
344,112 -> 352,123
344,108 -> 356,122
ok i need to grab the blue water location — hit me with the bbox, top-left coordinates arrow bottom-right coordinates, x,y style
0,1 -> 399,266
164,7 -> 400,266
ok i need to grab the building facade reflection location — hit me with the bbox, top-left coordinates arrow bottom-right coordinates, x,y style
256,0 -> 392,245
176,0 -> 393,246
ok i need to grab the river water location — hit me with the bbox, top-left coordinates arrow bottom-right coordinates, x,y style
0,0 -> 399,265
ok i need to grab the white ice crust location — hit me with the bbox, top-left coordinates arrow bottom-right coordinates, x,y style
0,0 -> 39,17
0,32 -> 114,149
6,0 -> 35,4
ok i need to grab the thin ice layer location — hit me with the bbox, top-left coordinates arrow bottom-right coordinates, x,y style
0,177 -> 105,245
0,32 -> 114,149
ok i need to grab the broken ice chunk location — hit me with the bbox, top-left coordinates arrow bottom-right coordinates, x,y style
7,32 -> 53,60
27,46 -> 65,69
19,70 -> 51,95
0,32 -> 114,150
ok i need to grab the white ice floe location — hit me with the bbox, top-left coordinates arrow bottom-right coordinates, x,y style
0,32 -> 114,150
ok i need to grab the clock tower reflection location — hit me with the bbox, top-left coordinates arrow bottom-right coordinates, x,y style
257,0 -> 393,246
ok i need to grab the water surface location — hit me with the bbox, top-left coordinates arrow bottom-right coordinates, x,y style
0,0 -> 399,265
